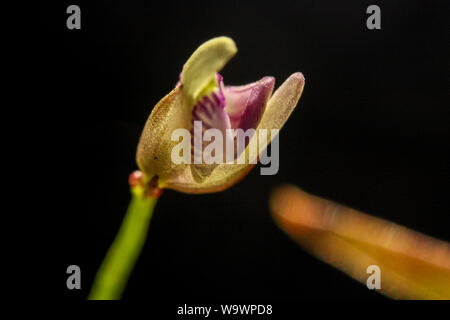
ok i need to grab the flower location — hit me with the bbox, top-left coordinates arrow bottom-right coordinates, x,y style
136,37 -> 305,194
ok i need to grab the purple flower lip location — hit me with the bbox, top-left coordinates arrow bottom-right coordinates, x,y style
225,76 -> 275,131
189,73 -> 275,179
191,73 -> 275,132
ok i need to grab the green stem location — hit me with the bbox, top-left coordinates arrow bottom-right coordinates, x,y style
88,187 -> 158,300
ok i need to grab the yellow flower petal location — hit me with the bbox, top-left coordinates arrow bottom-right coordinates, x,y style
259,73 -> 305,132
246,72 -> 305,161
181,36 -> 237,106
136,86 -> 191,186
270,185 -> 450,299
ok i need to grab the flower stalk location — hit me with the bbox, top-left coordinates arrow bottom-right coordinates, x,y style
88,172 -> 161,300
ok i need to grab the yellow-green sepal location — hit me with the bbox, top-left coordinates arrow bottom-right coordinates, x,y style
181,36 -> 237,107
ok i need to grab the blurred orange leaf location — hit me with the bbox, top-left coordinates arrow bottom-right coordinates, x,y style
270,185 -> 450,300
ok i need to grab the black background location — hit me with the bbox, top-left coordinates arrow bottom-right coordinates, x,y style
40,0 -> 449,303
